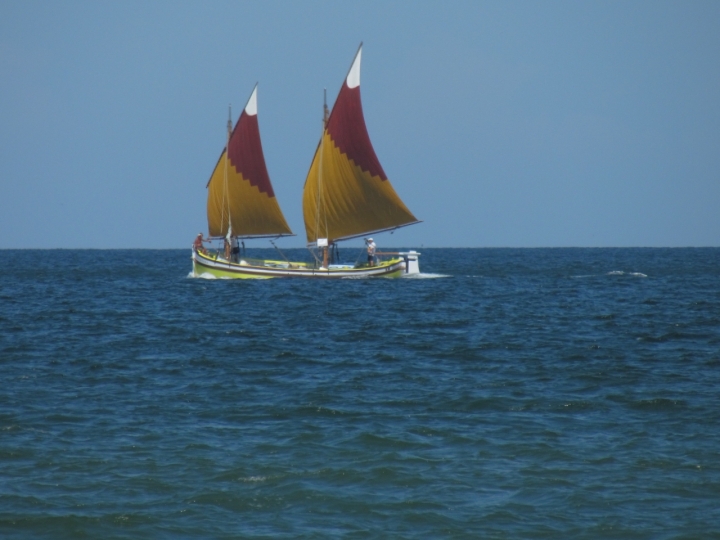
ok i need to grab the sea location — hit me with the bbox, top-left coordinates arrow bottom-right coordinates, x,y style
1,247 -> 719,539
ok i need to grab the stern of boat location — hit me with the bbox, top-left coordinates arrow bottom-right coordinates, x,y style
399,251 -> 421,275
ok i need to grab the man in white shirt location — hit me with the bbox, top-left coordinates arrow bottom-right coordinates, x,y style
366,238 -> 377,266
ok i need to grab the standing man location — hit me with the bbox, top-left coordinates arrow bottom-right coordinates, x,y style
193,233 -> 210,254
224,237 -> 232,260
366,238 -> 376,266
224,237 -> 240,262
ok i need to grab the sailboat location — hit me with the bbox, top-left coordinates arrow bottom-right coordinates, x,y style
192,45 -> 421,279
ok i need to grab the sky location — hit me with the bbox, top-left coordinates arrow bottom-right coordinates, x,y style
1,0 -> 719,248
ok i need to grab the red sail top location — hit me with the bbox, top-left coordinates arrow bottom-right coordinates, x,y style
227,99 -> 275,197
326,82 -> 387,182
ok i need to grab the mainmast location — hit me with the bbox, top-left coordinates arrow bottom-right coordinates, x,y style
227,105 -> 232,138
320,88 -> 330,268
224,105 -> 233,239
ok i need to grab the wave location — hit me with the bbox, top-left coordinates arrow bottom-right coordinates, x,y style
607,270 -> 647,278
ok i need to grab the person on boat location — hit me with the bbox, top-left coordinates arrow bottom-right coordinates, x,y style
223,237 -> 241,262
193,233 -> 209,254
366,238 -> 377,266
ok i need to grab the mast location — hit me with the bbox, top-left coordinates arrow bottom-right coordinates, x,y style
320,89 -> 329,268
224,105 -> 233,240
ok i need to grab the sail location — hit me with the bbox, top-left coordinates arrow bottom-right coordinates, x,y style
302,45 -> 419,244
206,85 -> 293,239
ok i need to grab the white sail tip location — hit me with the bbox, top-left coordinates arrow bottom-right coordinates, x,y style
245,85 -> 258,116
346,47 -> 362,89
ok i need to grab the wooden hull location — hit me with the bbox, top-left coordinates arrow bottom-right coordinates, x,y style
191,249 -> 408,279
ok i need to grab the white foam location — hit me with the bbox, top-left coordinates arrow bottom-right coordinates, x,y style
606,270 -> 647,278
402,273 -> 450,279
241,476 -> 266,483
193,272 -> 218,280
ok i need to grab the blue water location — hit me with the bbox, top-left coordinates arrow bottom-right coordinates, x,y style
1,248 -> 719,538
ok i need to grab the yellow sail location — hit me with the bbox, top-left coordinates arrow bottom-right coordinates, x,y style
302,45 -> 418,244
207,86 -> 293,239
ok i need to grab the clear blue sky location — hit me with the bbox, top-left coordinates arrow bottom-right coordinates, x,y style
2,0 -> 718,248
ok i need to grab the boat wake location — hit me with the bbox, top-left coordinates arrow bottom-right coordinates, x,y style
402,273 -> 450,279
188,272 -> 232,280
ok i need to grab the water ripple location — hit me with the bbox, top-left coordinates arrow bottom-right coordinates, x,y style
1,248 -> 719,538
